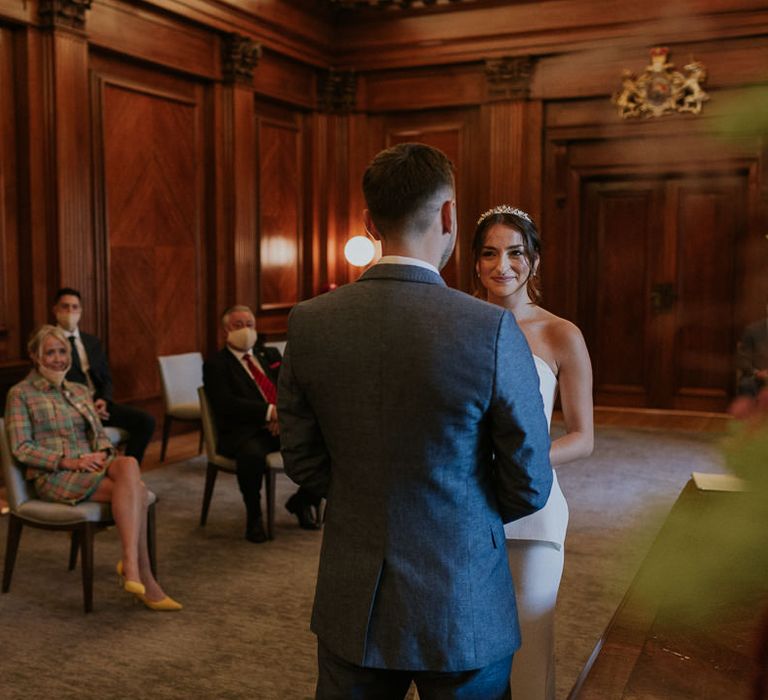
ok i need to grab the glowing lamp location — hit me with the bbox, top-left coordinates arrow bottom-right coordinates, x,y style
344,236 -> 376,267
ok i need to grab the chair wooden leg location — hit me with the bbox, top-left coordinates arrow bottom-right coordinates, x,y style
197,422 -> 204,455
80,523 -> 95,613
147,502 -> 157,577
200,462 -> 219,526
68,531 -> 80,570
160,414 -> 172,462
2,514 -> 23,593
266,468 -> 276,540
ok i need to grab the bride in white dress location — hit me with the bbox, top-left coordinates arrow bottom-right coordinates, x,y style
473,205 -> 594,700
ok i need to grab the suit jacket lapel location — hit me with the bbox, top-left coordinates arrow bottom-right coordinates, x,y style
254,346 -> 280,384
226,349 -> 259,396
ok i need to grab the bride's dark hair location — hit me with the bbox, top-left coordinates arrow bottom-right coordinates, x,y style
471,208 -> 542,303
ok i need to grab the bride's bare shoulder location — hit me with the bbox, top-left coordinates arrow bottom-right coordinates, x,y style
536,309 -> 586,348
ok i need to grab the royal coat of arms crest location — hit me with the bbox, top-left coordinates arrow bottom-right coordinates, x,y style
613,47 -> 709,119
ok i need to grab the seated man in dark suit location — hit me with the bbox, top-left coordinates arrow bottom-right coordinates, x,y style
203,305 -> 319,543
736,297 -> 768,396
53,288 -> 156,465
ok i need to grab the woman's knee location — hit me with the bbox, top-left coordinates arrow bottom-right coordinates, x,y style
109,456 -> 141,482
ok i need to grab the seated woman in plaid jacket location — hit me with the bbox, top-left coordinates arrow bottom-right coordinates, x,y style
5,325 -> 181,611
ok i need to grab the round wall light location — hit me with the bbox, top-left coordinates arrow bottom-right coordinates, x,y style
344,235 -> 376,267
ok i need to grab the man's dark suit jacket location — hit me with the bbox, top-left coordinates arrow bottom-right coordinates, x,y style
203,344 -> 282,457
737,319 -> 768,395
65,331 -> 114,403
278,263 -> 553,673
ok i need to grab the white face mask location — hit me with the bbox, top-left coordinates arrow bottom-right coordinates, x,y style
227,327 -> 258,352
38,365 -> 69,387
56,310 -> 81,332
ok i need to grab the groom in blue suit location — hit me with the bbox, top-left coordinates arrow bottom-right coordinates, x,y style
278,143 -> 552,699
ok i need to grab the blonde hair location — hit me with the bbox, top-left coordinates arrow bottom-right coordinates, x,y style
28,324 -> 70,363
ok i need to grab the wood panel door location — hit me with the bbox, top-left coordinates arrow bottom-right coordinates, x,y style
581,172 -> 746,411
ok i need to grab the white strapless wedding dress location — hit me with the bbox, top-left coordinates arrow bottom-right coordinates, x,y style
503,355 -> 568,547
504,355 -> 569,700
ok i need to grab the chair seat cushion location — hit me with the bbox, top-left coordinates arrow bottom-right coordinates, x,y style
17,499 -> 112,525
212,454 -> 237,471
103,427 -> 130,447
168,404 -> 200,420
15,490 -> 157,526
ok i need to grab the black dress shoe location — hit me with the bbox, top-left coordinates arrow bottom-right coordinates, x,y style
245,521 -> 268,543
285,494 -> 321,530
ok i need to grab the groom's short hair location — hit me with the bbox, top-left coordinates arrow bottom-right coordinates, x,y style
363,142 -> 454,239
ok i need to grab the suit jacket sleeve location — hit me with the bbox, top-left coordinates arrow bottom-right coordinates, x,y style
202,352 -> 270,427
489,311 -> 553,523
277,336 -> 331,498
5,384 -> 63,470
83,333 -> 114,403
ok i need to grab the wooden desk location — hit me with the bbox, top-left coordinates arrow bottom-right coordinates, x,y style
568,479 -> 765,700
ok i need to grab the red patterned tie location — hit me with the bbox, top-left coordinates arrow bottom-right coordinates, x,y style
243,353 -> 278,405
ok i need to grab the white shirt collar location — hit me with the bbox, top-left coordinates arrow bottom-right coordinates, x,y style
376,255 -> 439,275
227,345 -> 254,361
58,325 -> 80,339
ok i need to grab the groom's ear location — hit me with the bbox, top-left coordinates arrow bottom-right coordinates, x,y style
440,197 -> 456,235
363,210 -> 382,240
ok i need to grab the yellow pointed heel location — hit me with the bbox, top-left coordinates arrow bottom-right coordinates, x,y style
138,594 -> 183,612
116,560 -> 146,596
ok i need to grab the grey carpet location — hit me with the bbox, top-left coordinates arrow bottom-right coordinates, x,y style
0,425 -> 724,699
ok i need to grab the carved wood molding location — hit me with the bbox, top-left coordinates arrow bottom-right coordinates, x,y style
484,56 -> 535,102
222,34 -> 262,85
318,69 -> 357,114
38,0 -> 92,30
328,0 -> 475,9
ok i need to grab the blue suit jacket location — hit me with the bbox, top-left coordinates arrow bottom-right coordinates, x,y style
278,264 -> 552,672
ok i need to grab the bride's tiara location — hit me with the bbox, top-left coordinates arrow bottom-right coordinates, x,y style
476,205 -> 533,225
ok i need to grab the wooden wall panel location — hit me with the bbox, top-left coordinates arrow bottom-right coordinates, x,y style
581,182 -> 659,407
673,177 -> 745,406
50,29 -> 95,325
257,113 -> 302,321
253,51 -> 316,110
333,0 -> 768,70
96,76 -> 204,402
362,64 -> 483,113
384,110 -> 481,292
88,0 -> 218,80
0,26 -> 19,363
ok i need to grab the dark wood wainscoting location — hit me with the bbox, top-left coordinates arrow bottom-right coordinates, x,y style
256,102 -> 304,334
383,108 -> 482,292
92,56 -> 207,403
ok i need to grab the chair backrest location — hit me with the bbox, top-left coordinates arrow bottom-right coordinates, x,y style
0,418 -> 34,511
264,340 -> 287,356
197,387 -> 219,460
157,352 -> 204,412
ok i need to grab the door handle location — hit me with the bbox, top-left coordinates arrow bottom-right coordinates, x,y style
650,283 -> 676,313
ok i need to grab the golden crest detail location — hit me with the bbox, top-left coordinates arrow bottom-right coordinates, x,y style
613,47 -> 709,119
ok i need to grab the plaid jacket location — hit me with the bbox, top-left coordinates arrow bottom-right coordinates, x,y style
5,370 -> 114,479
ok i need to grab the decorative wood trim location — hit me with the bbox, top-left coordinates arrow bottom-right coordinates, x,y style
39,0 -> 92,31
221,33 -> 261,85
231,83 -> 258,309
43,28 -> 95,329
485,56 -> 534,102
318,68 -> 357,114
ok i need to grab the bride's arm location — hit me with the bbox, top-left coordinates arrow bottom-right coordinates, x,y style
551,322 -> 594,466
